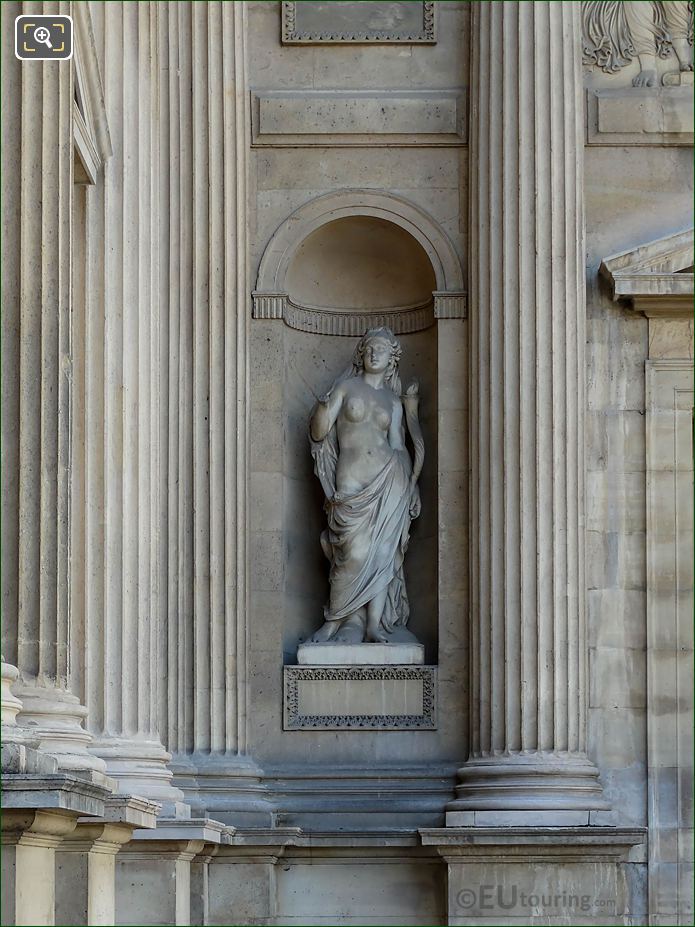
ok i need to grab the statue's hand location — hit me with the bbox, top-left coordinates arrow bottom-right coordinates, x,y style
409,484 -> 421,519
404,378 -> 419,398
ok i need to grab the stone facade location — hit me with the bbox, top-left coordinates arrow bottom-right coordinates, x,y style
1,1 -> 692,925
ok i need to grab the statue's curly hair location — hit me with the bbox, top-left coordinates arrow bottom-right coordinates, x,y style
351,327 -> 403,396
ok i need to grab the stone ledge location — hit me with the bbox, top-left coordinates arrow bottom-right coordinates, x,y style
419,826 -> 647,859
1,772 -> 112,818
297,642 -> 424,665
131,816 -> 228,844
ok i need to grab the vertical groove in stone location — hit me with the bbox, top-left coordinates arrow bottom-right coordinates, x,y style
84,146 -> 106,734
208,1 -> 226,754
18,16 -> 43,680
121,0 -> 140,739
487,1 -> 503,755
178,1 -> 194,754
478,0 -> 491,757
165,0 -> 181,752
0,1 -> 22,668
468,0 -> 587,760
156,0 -> 170,750
149,0 -> 163,752
232,0 -> 251,755
71,183 -> 87,708
12,0 -> 73,686
85,0 -> 166,752
574,0 -> 588,756
162,2 -> 249,758
192,1 -> 211,753
55,0 -> 72,690
80,1 -> 109,734
502,2 -> 521,753
468,0 -> 482,759
518,0 -> 538,753
103,1 -> 124,736
83,2 -> 182,801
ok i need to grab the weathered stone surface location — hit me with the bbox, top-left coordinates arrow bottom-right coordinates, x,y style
0,0 -> 692,923
298,642 -> 424,665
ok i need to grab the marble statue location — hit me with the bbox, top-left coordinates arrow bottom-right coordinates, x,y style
309,328 -> 424,645
582,0 -> 694,87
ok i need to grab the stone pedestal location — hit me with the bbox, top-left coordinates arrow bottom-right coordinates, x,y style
420,828 -> 647,926
1,770 -> 111,927
115,820 -> 225,927
297,642 -> 424,664
55,797 -> 159,926
206,832 -> 300,927
2,811 -> 79,927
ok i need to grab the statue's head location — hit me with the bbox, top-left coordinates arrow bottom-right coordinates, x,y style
352,327 -> 402,394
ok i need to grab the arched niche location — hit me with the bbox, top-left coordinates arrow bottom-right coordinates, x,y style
287,215 -> 436,309
253,189 -> 466,334
250,190 -> 465,667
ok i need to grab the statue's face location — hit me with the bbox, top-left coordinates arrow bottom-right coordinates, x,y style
362,337 -> 393,375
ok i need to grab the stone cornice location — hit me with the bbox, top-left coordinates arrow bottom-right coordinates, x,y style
600,227 -> 694,317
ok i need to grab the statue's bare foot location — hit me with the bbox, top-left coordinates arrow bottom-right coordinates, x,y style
633,69 -> 657,87
366,627 -> 390,643
334,614 -> 366,644
310,621 -> 338,643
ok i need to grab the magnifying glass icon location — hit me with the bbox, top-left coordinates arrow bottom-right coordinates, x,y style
34,26 -> 53,49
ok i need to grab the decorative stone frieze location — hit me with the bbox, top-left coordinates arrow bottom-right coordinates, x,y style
252,294 -> 435,335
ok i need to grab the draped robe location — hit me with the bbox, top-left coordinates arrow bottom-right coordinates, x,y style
311,420 -> 413,633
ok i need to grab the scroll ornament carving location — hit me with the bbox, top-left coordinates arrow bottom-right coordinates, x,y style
582,0 -> 694,86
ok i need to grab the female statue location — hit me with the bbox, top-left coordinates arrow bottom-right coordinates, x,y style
309,328 -> 424,644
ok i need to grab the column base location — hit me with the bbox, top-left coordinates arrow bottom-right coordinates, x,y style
171,753 -> 276,827
1,659 -> 23,729
92,737 -> 188,817
447,752 -> 611,825
15,682 -> 108,775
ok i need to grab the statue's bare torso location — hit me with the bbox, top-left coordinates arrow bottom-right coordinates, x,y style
334,378 -> 403,494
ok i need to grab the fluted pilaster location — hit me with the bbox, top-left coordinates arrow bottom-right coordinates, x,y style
0,0 -> 104,773
449,0 -> 608,822
162,2 -> 252,755
78,1 -> 183,809
160,1 -> 268,818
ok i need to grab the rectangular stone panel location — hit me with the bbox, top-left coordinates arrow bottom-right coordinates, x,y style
281,2 -> 436,45
586,88 -> 694,146
252,92 -> 466,147
283,665 -> 436,730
